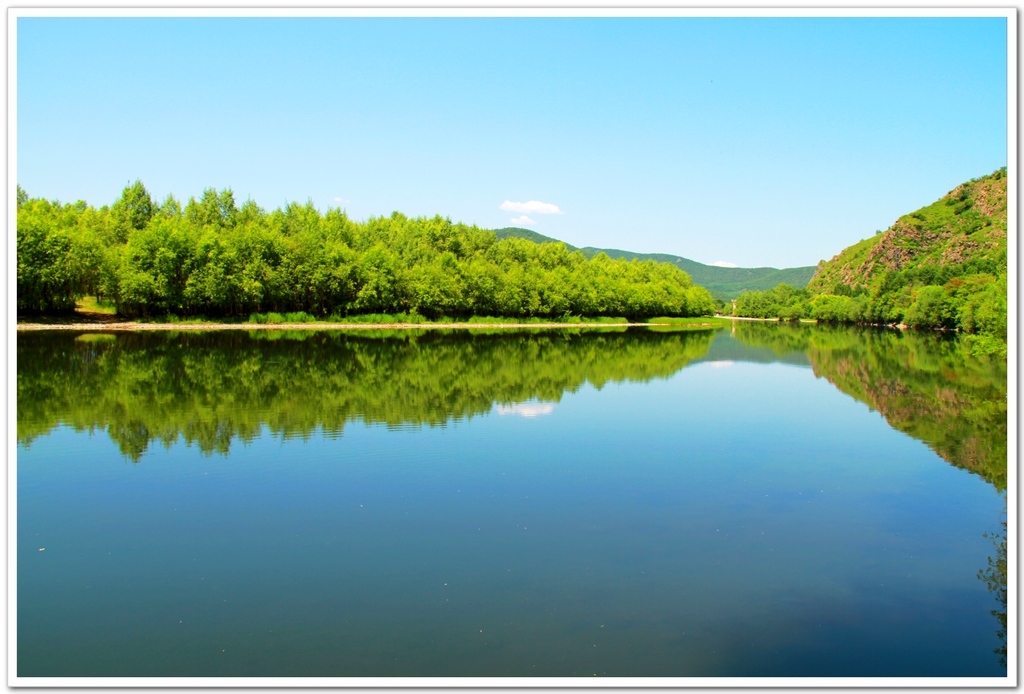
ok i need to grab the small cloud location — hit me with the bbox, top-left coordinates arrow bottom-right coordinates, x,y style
495,402 -> 555,418
510,215 -> 536,225
710,260 -> 738,268
707,360 -> 735,368
333,196 -> 350,204
500,200 -> 564,215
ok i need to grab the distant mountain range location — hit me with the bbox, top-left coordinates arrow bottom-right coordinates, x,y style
492,227 -> 816,300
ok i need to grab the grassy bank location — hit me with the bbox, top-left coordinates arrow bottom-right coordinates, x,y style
18,303 -> 729,332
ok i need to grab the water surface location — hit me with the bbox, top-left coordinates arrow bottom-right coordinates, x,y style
17,325 -> 1007,678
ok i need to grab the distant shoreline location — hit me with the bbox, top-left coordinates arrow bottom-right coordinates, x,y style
715,315 -> 819,323
16,320 -> 728,332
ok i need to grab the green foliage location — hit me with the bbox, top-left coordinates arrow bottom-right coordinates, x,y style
109,180 -> 155,243
810,294 -> 868,323
493,227 -> 577,249
18,187 -> 716,321
17,198 -> 105,312
903,285 -> 950,328
734,169 -> 1007,348
733,283 -> 811,319
809,168 -> 1007,296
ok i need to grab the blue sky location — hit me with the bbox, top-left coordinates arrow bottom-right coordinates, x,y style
17,16 -> 1007,268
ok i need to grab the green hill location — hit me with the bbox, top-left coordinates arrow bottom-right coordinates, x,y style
492,228 -> 815,299
808,167 -> 1007,293
493,227 -> 579,250
731,168 -> 1007,352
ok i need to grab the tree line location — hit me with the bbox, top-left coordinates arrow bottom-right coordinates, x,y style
730,266 -> 1006,355
17,182 -> 715,320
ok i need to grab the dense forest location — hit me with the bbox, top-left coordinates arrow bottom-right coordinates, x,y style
17,328 -> 716,460
16,183 -> 714,320
731,168 -> 1007,354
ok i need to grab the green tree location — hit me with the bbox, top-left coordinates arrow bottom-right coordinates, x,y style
109,180 -> 155,243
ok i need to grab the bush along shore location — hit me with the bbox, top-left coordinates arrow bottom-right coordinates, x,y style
17,182 -> 715,322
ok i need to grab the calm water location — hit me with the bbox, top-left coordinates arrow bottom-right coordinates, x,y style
17,324 -> 1007,678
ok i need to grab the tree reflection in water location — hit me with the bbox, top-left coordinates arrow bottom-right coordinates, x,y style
978,518 -> 1007,667
17,327 -> 717,460
730,322 -> 1007,491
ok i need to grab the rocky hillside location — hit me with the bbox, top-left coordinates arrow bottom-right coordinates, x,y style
809,168 -> 1007,293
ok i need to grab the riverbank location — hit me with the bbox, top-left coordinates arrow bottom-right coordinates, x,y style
717,314 -> 927,330
16,318 -> 732,332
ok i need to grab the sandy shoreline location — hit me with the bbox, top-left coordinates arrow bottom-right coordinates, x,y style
15,320 -> 726,332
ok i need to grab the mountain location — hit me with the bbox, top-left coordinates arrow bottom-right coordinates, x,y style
492,227 -> 816,300
808,167 -> 1007,293
578,249 -> 815,299
493,227 -> 579,250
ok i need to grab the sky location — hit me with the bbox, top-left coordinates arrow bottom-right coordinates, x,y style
16,15 -> 1008,269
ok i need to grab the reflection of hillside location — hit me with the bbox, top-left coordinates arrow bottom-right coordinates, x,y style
733,323 -> 1007,490
978,519 -> 1007,667
18,328 -> 715,461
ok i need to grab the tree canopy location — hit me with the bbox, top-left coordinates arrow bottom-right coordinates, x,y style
17,183 -> 715,320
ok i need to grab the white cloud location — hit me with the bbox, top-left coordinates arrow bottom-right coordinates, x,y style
494,402 -> 555,418
509,215 -> 536,225
710,260 -> 739,268
707,360 -> 735,368
500,200 -> 564,215
332,196 -> 350,204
